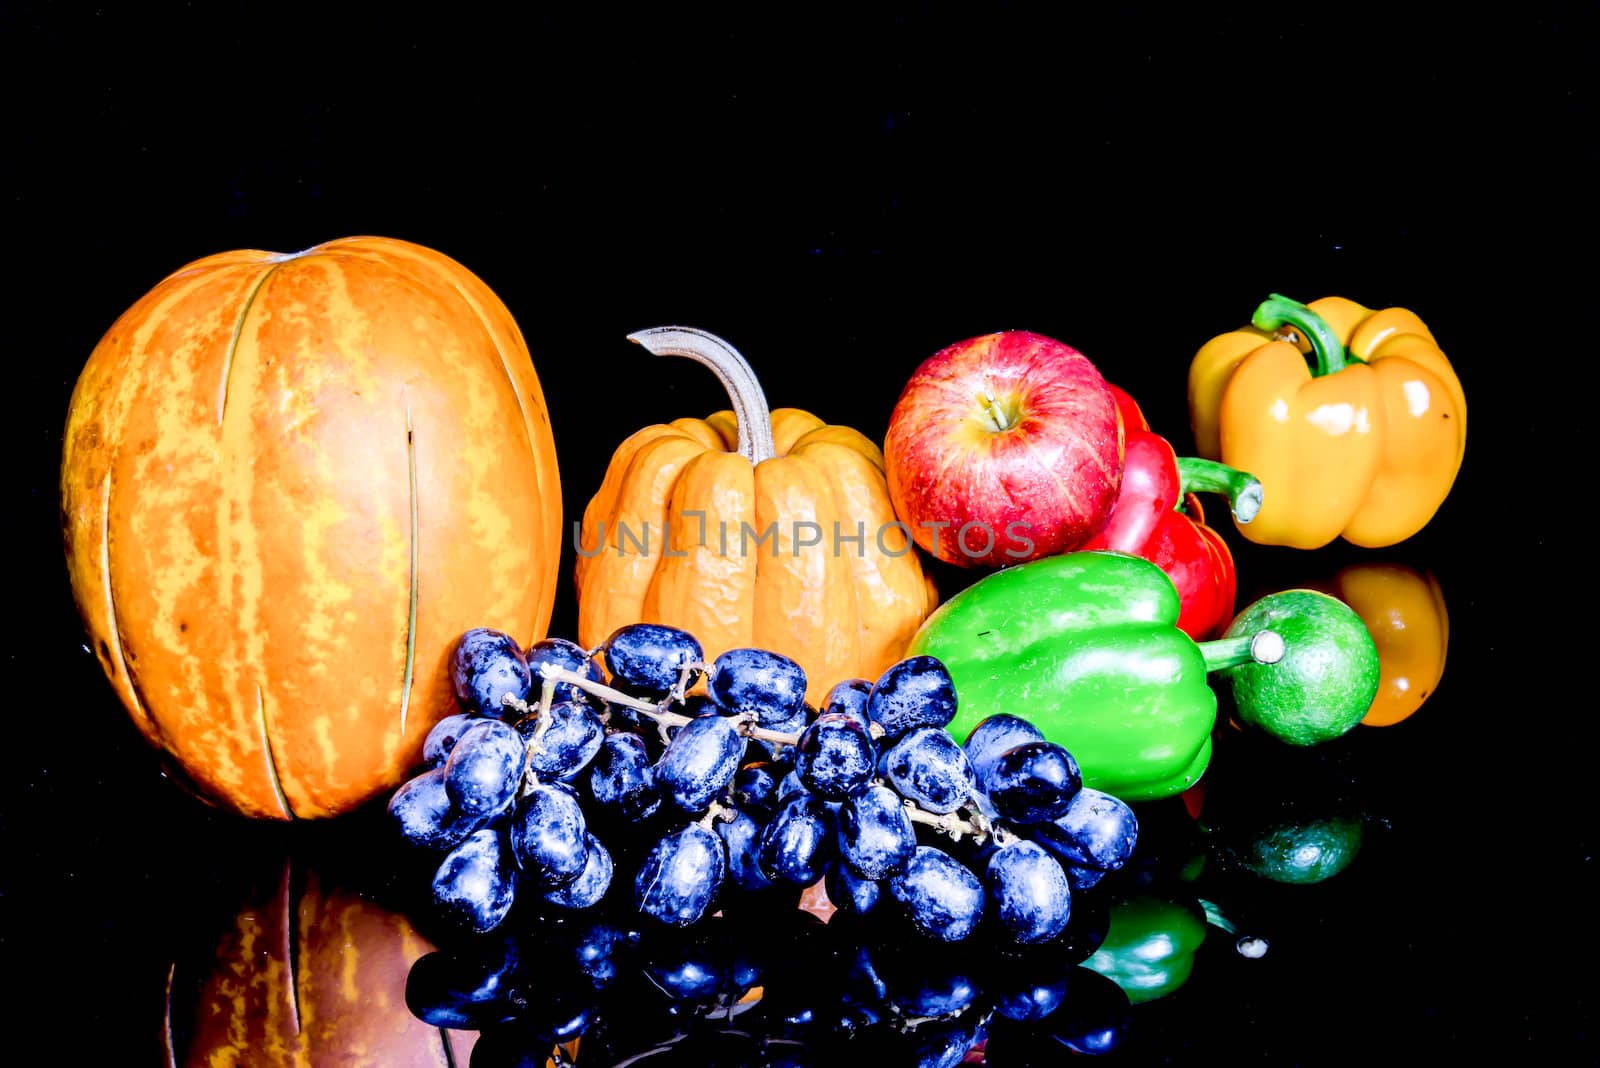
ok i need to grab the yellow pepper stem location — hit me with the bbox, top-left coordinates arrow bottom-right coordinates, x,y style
1250,294 -> 1352,377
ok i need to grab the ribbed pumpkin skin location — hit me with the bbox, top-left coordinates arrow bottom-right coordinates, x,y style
61,236 -> 561,819
576,408 -> 940,704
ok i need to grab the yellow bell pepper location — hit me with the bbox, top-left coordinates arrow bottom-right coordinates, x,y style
1188,294 -> 1466,548
1310,563 -> 1449,727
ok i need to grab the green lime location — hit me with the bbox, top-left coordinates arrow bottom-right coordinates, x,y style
1232,815 -> 1365,884
1222,589 -> 1380,746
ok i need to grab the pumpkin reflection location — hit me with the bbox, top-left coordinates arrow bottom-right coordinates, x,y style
163,855 -> 474,1066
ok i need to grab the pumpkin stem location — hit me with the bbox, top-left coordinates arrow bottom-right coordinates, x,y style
628,326 -> 778,463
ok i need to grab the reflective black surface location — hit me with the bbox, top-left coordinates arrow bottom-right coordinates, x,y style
7,3 -> 1594,1062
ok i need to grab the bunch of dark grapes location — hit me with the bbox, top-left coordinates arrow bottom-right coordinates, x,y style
388,620 -> 1141,953
407,898 -> 1131,1067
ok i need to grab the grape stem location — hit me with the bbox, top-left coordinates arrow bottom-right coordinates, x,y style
502,676 -> 560,797
698,799 -> 736,830
900,795 -> 1018,848
533,666 -> 804,747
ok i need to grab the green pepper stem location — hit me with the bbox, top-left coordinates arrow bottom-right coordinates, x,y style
1249,294 -> 1350,377
1199,630 -> 1285,673
1176,457 -> 1263,523
1198,898 -> 1270,957
1197,897 -> 1235,933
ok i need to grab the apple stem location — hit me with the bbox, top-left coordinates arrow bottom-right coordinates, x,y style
627,326 -> 778,463
979,387 -> 1013,432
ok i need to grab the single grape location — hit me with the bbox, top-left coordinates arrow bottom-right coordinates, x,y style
882,727 -> 976,815
655,713 -> 743,813
708,647 -> 808,724
603,702 -> 652,739
729,763 -> 781,819
470,1021 -> 588,1068
444,720 -> 527,817
1056,889 -> 1112,964
517,699 -> 605,781
557,916 -> 630,990
404,934 -> 523,1029
985,741 -> 1083,825
1050,966 -> 1131,1055
740,736 -> 775,765
936,1020 -> 992,1068
524,636 -> 605,705
634,823 -> 727,927
765,703 -> 810,739
768,758 -> 803,799
825,862 -> 883,915
886,960 -> 981,1018
717,809 -> 776,893
542,833 -> 614,910
1065,863 -> 1109,893
423,713 -> 477,766
992,959 -> 1071,1022
795,713 -> 878,799
888,845 -> 985,942
839,936 -> 889,1003
587,732 -> 661,822
509,782 -> 589,887
653,916 -> 766,1005
432,829 -> 516,934
389,767 -> 484,852
964,713 -> 1046,786
602,623 -> 703,698
450,627 -> 532,718
476,988 -> 598,1054
986,840 -> 1072,944
888,1014 -> 988,1068
645,945 -> 726,1002
822,678 -> 874,730
838,783 -> 916,880
1032,787 -> 1139,872
758,793 -> 836,885
680,694 -> 721,717
867,655 -> 958,740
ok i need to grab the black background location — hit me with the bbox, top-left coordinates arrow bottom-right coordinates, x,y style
5,2 -> 1595,1063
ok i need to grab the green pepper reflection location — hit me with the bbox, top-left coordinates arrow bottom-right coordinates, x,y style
1084,893 -> 1209,1003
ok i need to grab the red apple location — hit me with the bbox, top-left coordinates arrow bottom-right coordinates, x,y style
884,331 -> 1124,567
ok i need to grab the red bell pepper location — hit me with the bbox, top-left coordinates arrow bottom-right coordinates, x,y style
1080,385 -> 1262,641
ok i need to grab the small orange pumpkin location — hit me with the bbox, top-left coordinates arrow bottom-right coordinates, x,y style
575,327 -> 939,703
61,237 -> 562,819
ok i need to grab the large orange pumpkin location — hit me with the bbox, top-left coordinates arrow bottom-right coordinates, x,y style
163,856 -> 476,1066
575,327 -> 939,704
61,236 -> 561,819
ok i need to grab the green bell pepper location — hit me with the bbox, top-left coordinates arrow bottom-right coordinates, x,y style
1084,893 -> 1209,1003
908,551 -> 1274,801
